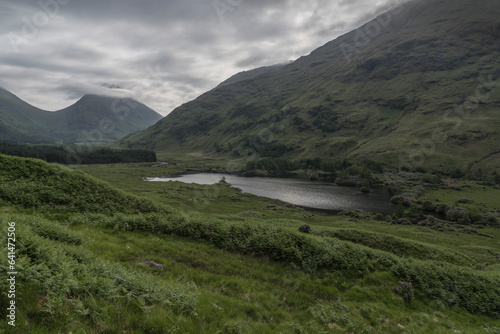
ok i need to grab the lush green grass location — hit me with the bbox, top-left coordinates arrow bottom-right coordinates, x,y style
420,179 -> 500,211
1,155 -> 500,333
74,162 -> 500,267
2,210 -> 499,333
0,154 -> 170,215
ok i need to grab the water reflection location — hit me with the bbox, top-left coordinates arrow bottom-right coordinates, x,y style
147,173 -> 394,214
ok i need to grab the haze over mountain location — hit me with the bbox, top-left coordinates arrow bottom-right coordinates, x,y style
0,87 -> 163,144
119,0 -> 500,174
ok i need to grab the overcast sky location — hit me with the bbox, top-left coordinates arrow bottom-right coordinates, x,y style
0,0 -> 404,115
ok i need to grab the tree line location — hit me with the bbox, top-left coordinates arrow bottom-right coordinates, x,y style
245,157 -> 383,175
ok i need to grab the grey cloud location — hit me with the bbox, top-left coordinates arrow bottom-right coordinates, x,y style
235,53 -> 268,68
0,0 -> 406,115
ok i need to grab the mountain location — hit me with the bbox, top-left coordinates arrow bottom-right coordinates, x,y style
0,88 -> 56,143
216,63 -> 289,88
0,88 -> 163,144
118,0 -> 500,174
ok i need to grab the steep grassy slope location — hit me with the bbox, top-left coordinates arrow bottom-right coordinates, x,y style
0,88 -> 56,143
0,154 -> 169,215
119,0 -> 500,173
0,88 -> 163,144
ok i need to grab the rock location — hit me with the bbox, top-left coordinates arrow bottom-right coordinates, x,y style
458,198 -> 474,204
298,224 -> 311,233
390,194 -> 418,206
144,260 -> 165,269
309,173 -> 319,181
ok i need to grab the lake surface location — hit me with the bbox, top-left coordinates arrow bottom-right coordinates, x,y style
146,173 -> 395,214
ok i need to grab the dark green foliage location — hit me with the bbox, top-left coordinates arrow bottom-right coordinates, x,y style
422,173 -> 443,184
0,217 -> 197,328
450,168 -> 466,179
405,203 -> 424,219
317,229 -> 470,266
492,172 -> 500,184
393,202 -> 405,219
245,157 -> 378,175
169,113 -> 222,140
0,154 -> 169,215
239,136 -> 292,158
360,159 -> 384,173
396,281 -> 415,304
298,224 -> 311,233
392,261 -> 500,317
246,158 -> 298,172
0,142 -> 157,164
29,220 -> 83,245
69,212 -> 500,317
70,212 -> 399,274
230,103 -> 265,119
0,143 -> 67,162
308,105 -> 339,132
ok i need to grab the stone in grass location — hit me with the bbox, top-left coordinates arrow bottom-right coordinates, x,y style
298,224 -> 311,233
144,260 -> 165,269
458,198 -> 474,204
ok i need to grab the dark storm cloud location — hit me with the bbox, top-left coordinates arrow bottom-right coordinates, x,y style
0,0 -> 409,114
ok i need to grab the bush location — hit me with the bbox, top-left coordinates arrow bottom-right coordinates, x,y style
487,215 -> 499,226
396,281 -> 415,304
393,202 -> 405,219
30,220 -> 83,245
298,224 -> 311,233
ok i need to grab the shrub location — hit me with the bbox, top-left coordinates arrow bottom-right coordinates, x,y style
396,281 -> 415,304
30,220 -> 83,245
298,224 -> 311,233
393,202 -> 405,219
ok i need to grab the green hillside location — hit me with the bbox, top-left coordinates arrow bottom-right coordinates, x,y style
216,63 -> 289,88
1,154 -> 499,333
0,88 -> 56,144
119,0 -> 500,174
0,88 -> 163,144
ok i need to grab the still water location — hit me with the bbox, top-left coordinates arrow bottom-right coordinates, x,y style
146,173 -> 395,214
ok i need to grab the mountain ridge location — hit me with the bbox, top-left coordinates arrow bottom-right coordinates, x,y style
0,88 -> 163,144
118,0 -> 500,174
